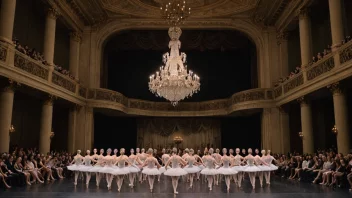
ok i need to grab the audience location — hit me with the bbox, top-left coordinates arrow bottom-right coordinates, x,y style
12,37 -> 79,83
274,35 -> 351,87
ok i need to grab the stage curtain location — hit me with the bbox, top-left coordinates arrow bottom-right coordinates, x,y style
137,118 -> 221,151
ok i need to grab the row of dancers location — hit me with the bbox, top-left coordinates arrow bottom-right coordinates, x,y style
67,147 -> 278,194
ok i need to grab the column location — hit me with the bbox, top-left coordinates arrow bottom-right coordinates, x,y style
328,82 -> 350,154
328,0 -> 344,49
277,31 -> 289,77
0,81 -> 16,153
298,8 -> 313,66
67,105 -> 79,153
39,95 -> 55,154
43,8 -> 59,66
69,32 -> 81,80
0,0 -> 16,43
298,97 -> 314,154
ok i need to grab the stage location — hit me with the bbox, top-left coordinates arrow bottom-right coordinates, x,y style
0,176 -> 350,198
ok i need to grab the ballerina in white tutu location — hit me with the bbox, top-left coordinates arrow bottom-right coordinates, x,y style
254,149 -> 270,187
231,148 -> 244,187
141,148 -> 162,192
201,148 -> 219,191
183,148 -> 202,188
91,148 -> 99,164
263,150 -> 278,185
158,148 -> 170,181
212,148 -> 222,185
67,150 -> 84,186
127,148 -> 142,188
164,147 -> 187,194
218,148 -> 238,192
138,148 -> 148,182
113,148 -> 131,192
243,148 -> 261,189
87,148 -> 105,187
98,148 -> 115,190
193,150 -> 204,180
80,150 -> 96,187
182,148 -> 189,160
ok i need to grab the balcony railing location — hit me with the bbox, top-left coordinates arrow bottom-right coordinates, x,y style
0,40 -> 351,115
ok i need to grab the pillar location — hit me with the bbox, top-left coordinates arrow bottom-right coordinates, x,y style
0,0 -> 16,43
298,8 -> 313,66
277,31 -> 290,77
67,105 -> 78,153
0,81 -> 16,153
298,97 -> 314,154
69,32 -> 81,80
328,82 -> 350,154
328,0 -> 344,49
39,95 -> 55,154
261,107 -> 290,153
43,8 -> 59,66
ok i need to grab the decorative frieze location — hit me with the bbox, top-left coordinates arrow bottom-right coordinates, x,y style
283,73 -> 304,93
327,82 -> 343,95
307,56 -> 335,81
0,43 -> 7,61
52,71 -> 76,92
14,52 -> 49,80
339,42 -> 352,64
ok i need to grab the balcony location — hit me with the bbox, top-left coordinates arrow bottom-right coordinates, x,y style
0,40 -> 351,116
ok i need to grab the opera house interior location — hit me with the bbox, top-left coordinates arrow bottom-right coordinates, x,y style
0,0 -> 352,197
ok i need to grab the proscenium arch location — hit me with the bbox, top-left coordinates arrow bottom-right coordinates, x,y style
93,19 -> 267,89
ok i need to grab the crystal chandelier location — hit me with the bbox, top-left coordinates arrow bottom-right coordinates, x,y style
148,27 -> 200,106
160,0 -> 191,26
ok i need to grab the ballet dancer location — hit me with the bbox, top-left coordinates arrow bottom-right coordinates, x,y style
164,147 -> 188,194
141,148 -> 162,192
183,149 -> 201,188
113,148 -> 131,192
201,148 -> 219,191
218,148 -> 238,192
158,148 -> 171,181
80,150 -> 96,187
263,150 -> 278,185
67,150 -> 84,186
182,148 -> 190,160
128,148 -> 142,188
194,149 -> 204,180
99,148 -> 115,190
91,148 -> 99,164
212,148 -> 222,185
254,150 -> 270,187
87,148 -> 104,187
243,148 -> 261,189
138,148 -> 148,182
232,148 -> 244,187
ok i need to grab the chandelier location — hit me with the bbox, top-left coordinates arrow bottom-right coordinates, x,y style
160,0 -> 191,26
148,27 -> 200,106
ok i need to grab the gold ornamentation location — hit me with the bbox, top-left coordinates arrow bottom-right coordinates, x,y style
298,8 -> 309,20
48,8 -> 60,19
327,82 -> 343,95
70,32 -> 82,43
52,71 -> 76,92
274,86 -> 282,98
231,90 -> 265,104
0,43 -> 7,61
14,53 -> 49,80
307,56 -> 335,81
283,73 -> 304,93
44,95 -> 57,105
339,43 -> 352,64
296,96 -> 307,105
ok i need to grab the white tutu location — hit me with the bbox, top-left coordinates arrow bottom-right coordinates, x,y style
159,166 -> 171,173
242,165 -> 261,172
112,167 -> 130,175
257,165 -> 271,171
198,165 -> 205,170
218,167 -> 238,175
200,168 -> 218,175
86,165 -> 102,173
164,167 -> 188,176
142,167 -> 161,175
79,165 -> 93,172
67,164 -> 81,171
129,165 -> 140,173
98,166 -> 116,174
269,164 -> 278,171
232,166 -> 243,172
183,165 -> 201,174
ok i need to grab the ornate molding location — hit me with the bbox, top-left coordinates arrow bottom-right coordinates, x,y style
3,79 -> 20,92
14,52 -> 49,80
327,82 -> 343,95
296,96 -> 308,105
70,31 -> 82,43
339,41 -> 352,64
47,8 -> 61,19
298,8 -> 309,20
307,56 -> 335,81
44,95 -> 57,105
276,31 -> 289,45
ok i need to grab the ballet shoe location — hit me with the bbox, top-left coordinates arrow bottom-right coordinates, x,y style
174,191 -> 178,194
227,187 -> 230,192
150,188 -> 153,193
74,182 -> 77,186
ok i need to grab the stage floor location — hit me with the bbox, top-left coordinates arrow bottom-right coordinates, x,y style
0,176 -> 351,198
